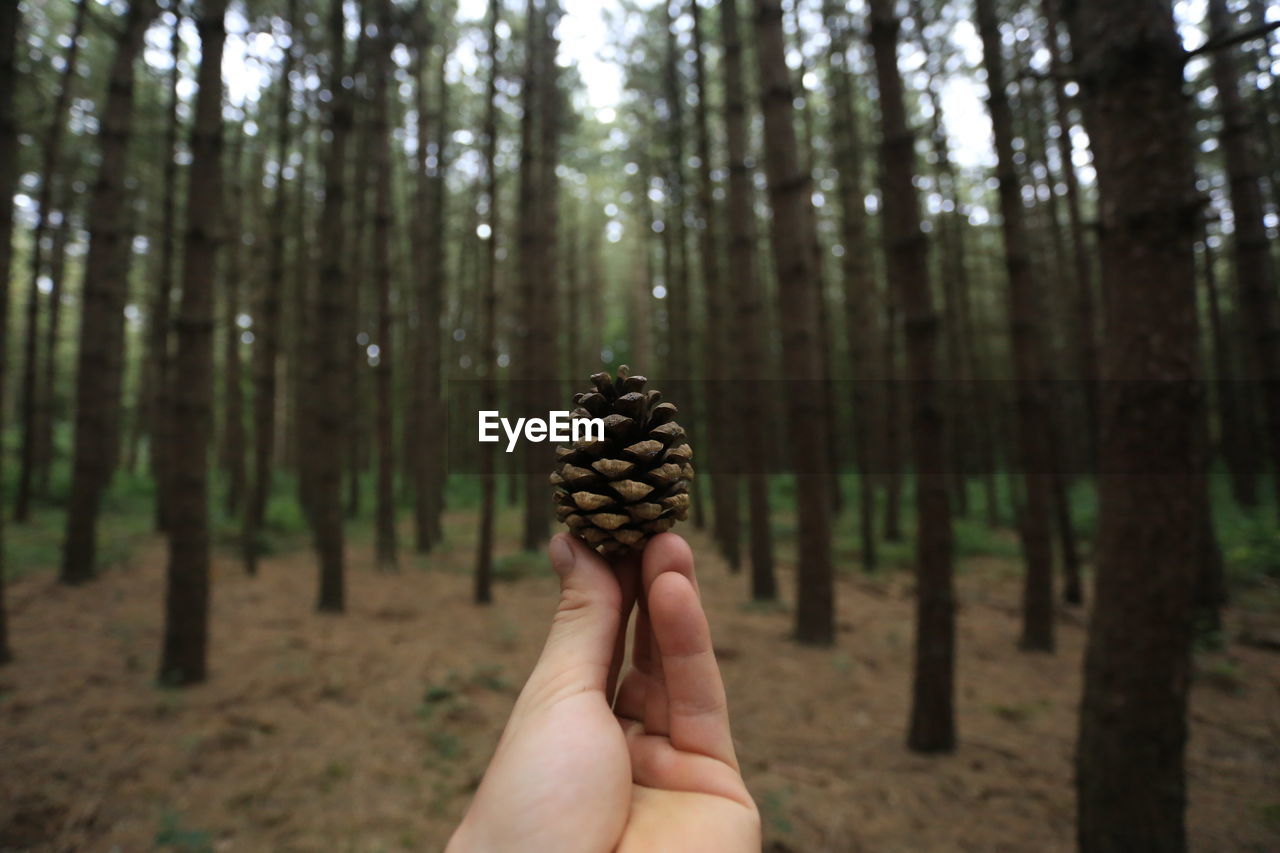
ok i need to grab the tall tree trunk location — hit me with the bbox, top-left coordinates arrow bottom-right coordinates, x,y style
518,0 -> 555,554
244,0 -> 297,574
0,0 -> 21,663
974,0 -> 1055,652
424,33 -> 450,547
691,0 -> 741,571
515,0 -> 540,549
1066,0 -> 1207,847
34,182 -> 74,495
785,0 -> 842,517
867,0 -> 955,753
753,0 -> 834,644
143,10 -> 183,531
314,0 -> 352,611
411,13 -> 439,554
14,0 -> 87,522
1207,0 -> 1280,520
220,136 -> 247,516
371,0 -> 398,570
475,0 -> 502,605
60,0 -> 157,585
662,0 -> 692,390
160,0 -> 228,686
1042,0 -> 1100,464
823,0 -> 879,572
721,0 -> 775,597
881,301 -> 904,542
1201,226 -> 1258,507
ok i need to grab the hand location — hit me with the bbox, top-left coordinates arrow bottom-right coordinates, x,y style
446,533 -> 759,853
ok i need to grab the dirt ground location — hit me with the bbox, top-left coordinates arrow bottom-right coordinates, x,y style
2,512 -> 1278,852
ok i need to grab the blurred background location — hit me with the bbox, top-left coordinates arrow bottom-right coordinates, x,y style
0,0 -> 1278,850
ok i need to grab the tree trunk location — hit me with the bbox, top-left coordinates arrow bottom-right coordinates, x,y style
424,34 -> 450,547
244,0 -> 297,574
14,0 -> 87,522
823,0 -> 879,572
1207,0 -> 1280,521
519,0 -> 561,554
60,0 -> 157,585
720,0 -> 776,598
34,181 -> 73,496
691,0 -> 741,571
1066,0 -> 1206,847
159,0 -> 228,686
663,0 -> 692,389
974,0 -> 1055,652
0,0 -> 21,663
867,0 -> 955,753
370,0 -> 398,570
411,12 -> 441,555
475,0 -> 502,605
313,0 -> 352,612
220,136 -> 247,517
753,0 -> 833,644
1042,0 -> 1100,465
1201,226 -> 1258,507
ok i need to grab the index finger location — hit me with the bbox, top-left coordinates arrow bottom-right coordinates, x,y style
647,568 -> 737,769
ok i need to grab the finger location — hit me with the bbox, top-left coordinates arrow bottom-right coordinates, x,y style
519,534 -> 623,708
642,533 -> 700,598
605,551 -> 642,702
648,571 -> 737,768
612,595 -> 651,721
637,533 -> 697,738
642,617 -> 669,737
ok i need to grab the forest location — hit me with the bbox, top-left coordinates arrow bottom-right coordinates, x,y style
1,0 -> 1278,849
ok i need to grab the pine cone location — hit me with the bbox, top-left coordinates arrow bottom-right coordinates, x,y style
551,366 -> 694,556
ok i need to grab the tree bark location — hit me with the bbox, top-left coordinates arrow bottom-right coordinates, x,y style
61,0 -> 157,585
475,0 -> 502,605
0,0 -> 21,663
34,182 -> 74,496
1207,0 -> 1280,520
753,0 -> 834,644
220,135 -> 247,517
1066,0 -> 1207,847
720,0 -> 776,598
691,0 -> 741,571
370,0 -> 398,570
411,11 -> 444,554
313,0 -> 352,611
14,0 -> 87,523
244,0 -> 297,575
159,0 -> 228,686
974,0 -> 1055,652
867,0 -> 955,753
824,0 -> 879,572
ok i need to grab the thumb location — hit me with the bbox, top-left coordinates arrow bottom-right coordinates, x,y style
523,534 -> 625,703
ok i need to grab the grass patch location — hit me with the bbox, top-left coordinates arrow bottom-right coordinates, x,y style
154,811 -> 214,853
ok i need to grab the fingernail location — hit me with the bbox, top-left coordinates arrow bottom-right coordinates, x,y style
549,536 -> 575,578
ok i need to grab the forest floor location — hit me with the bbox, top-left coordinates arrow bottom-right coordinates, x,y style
2,508 -> 1279,853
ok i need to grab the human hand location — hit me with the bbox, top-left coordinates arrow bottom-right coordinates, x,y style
446,533 -> 759,853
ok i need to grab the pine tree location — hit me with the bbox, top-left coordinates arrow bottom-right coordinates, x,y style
720,0 -> 776,598
753,0 -> 834,644
61,0 -> 158,585
1066,0 -> 1208,846
159,0 -> 229,686
0,0 -> 21,664
974,0 -> 1055,652
14,0 -> 87,523
868,0 -> 955,753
